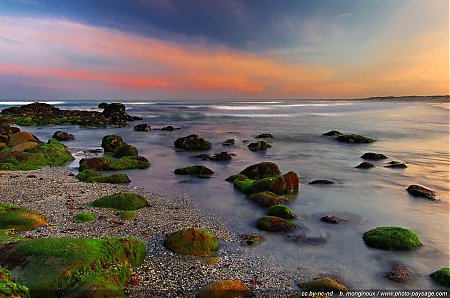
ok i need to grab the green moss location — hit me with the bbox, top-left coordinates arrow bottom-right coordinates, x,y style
73,212 -> 97,223
101,135 -> 125,153
232,169 -> 299,195
430,268 -> 450,287
0,266 -> 30,297
337,134 -> 376,143
256,216 -> 298,232
300,277 -> 347,292
0,203 -> 48,231
0,237 -> 146,297
0,229 -> 27,244
363,227 -> 422,251
87,173 -> 131,184
76,169 -> 99,181
247,191 -> 283,207
164,228 -> 219,256
234,178 -> 255,194
225,174 -> 247,182
266,205 -> 297,219
174,165 -> 214,176
118,211 -> 136,221
79,156 -> 149,171
91,192 -> 149,211
0,138 -> 74,171
112,144 -> 138,158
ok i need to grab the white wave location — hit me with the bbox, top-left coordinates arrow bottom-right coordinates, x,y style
0,101 -> 65,105
234,101 -> 282,104
210,105 -> 274,110
273,102 -> 354,108
126,102 -> 158,105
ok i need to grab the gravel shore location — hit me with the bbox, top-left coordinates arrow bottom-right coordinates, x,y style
0,167 -> 304,297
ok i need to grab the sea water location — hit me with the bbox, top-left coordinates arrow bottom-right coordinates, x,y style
3,98 -> 448,290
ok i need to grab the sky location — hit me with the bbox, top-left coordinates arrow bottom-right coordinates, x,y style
0,0 -> 448,100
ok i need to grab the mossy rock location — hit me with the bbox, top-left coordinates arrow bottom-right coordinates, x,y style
174,135 -> 212,151
0,203 -> 48,231
240,162 -> 281,179
337,134 -> 376,143
0,266 -> 30,297
8,131 -> 39,147
247,140 -> 271,151
322,130 -> 343,137
248,191 -> 283,207
222,139 -> 235,146
11,141 -> 39,152
73,212 -> 97,223
112,144 -> 138,158
75,169 -> 99,181
361,152 -> 387,160
239,234 -> 264,246
249,171 -> 299,195
79,156 -> 149,171
256,216 -> 298,232
0,237 -> 146,297
101,135 -> 125,153
430,268 -> 450,287
266,205 -> 297,219
0,138 -> 74,171
174,165 -> 214,176
198,279 -> 251,298
52,131 -> 75,141
163,228 -> 218,256
118,211 -> 136,221
91,192 -> 149,211
76,169 -> 131,184
0,229 -> 27,244
225,174 -> 248,182
363,227 -> 422,251
300,277 -> 347,292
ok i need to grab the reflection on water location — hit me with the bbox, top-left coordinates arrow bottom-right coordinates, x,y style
17,99 -> 449,290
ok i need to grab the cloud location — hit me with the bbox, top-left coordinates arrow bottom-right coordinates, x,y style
334,13 -> 352,18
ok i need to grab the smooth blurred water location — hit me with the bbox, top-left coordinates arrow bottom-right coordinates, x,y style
6,99 -> 449,290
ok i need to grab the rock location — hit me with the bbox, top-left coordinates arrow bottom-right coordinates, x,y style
73,212 -> 97,223
174,165 -> 214,176
363,226 -> 422,251
239,234 -> 264,246
250,171 -> 299,194
225,174 -> 247,182
222,139 -> 235,146
337,134 -> 376,143
256,133 -> 273,139
0,203 -> 48,231
0,267 -> 30,297
361,152 -> 387,160
240,162 -> 281,179
320,215 -> 349,224
300,277 -> 347,292
0,229 -> 27,244
98,102 -> 109,109
210,152 -> 232,161
161,125 -> 176,131
322,130 -> 343,137
385,161 -> 407,169
79,156 -> 149,171
112,144 -> 138,158
286,233 -> 327,245
0,237 -> 146,297
118,211 -> 136,221
384,265 -> 412,283
11,141 -> 39,152
247,191 -> 283,207
198,279 -> 251,298
266,205 -> 297,219
174,134 -> 212,151
430,268 -> 450,287
355,162 -> 375,169
8,131 -> 39,147
0,143 -> 5,150
101,135 -> 125,153
256,216 -> 298,232
406,185 -> 436,200
308,179 -> 335,185
52,131 -> 75,141
101,103 -> 131,126
163,228 -> 218,256
0,122 -> 20,137
87,173 -> 131,184
247,140 -> 271,151
134,124 -> 151,131
90,192 -> 150,211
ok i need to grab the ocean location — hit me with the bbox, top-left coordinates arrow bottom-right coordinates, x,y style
1,98 -> 449,290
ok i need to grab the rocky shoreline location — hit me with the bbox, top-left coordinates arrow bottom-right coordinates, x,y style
0,167 -> 304,297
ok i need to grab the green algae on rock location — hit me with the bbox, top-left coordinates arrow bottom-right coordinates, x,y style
0,237 -> 146,297
164,228 -> 219,256
300,277 -> 348,292
91,192 -> 149,211
101,135 -> 138,158
256,216 -> 298,232
174,165 -> 214,176
266,205 -> 297,219
322,130 -> 343,137
430,268 -> 450,288
0,138 -> 74,171
174,134 -> 212,151
239,234 -> 264,246
0,266 -> 30,298
79,156 -> 149,171
247,191 -> 283,207
73,212 -> 97,223
363,227 -> 422,251
337,134 -> 376,143
117,211 -> 136,221
0,229 -> 27,244
76,169 -> 131,184
0,203 -> 48,231
197,279 -> 251,298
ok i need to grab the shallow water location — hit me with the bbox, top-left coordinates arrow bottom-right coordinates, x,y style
6,99 -> 449,290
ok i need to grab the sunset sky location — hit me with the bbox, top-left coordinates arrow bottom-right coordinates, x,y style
0,0 -> 448,100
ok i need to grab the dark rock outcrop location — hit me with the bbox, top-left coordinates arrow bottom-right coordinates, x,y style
52,131 -> 75,141
385,161 -> 407,169
134,124 -> 151,131
355,162 -> 375,169
406,185 -> 436,200
174,135 -> 212,151
247,140 -> 271,151
240,162 -> 280,179
222,139 -> 235,146
256,133 -> 273,139
308,179 -> 335,185
320,215 -> 349,224
384,265 -> 413,283
361,152 -> 388,160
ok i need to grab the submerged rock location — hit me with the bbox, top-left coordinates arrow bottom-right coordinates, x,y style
406,185 -> 436,200
52,130 -> 75,141
286,233 -> 327,245
363,226 -> 422,251
355,161 -> 375,169
174,134 -> 212,151
248,191 -> 283,207
222,138 -> 235,146
198,279 -> 251,298
429,268 -> 450,287
384,265 -> 413,283
308,179 -> 335,185
164,228 -> 218,256
361,152 -> 388,160
322,130 -> 343,137
239,234 -> 264,246
266,205 -> 297,219
134,123 -> 151,131
161,125 -> 177,131
195,152 -> 232,161
174,165 -> 214,176
247,140 -> 271,151
256,216 -> 298,232
320,215 -> 349,224
337,134 -> 376,143
256,133 -> 273,139
385,161 -> 407,169
240,162 -> 281,179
